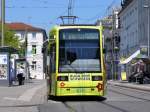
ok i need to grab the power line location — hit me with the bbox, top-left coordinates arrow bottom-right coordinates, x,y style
6,5 -> 105,9
6,0 -> 66,5
79,0 -> 120,23
6,6 -> 66,9
6,9 -> 68,25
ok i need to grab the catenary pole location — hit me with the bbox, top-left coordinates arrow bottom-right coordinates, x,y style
1,0 -> 5,46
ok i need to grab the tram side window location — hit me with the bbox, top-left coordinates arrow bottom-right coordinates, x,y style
50,44 -> 56,73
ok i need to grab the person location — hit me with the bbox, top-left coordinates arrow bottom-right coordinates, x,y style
17,66 -> 25,85
136,60 -> 145,84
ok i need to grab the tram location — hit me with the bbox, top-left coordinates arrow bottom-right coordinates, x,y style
43,24 -> 106,97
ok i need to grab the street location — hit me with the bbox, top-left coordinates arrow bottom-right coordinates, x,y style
0,80 -> 47,112
1,0 -> 150,112
39,84 -> 150,112
0,80 -> 150,112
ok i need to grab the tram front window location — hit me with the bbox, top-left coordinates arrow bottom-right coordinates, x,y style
59,29 -> 101,73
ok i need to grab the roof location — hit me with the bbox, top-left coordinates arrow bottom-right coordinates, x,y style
6,22 -> 44,32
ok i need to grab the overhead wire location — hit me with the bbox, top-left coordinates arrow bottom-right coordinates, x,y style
78,0 -> 119,23
6,0 -> 121,26
6,0 -> 68,25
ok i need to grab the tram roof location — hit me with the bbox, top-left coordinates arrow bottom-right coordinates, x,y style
55,24 -> 103,30
59,24 -> 99,26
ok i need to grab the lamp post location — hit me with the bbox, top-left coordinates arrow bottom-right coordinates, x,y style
144,5 -> 150,57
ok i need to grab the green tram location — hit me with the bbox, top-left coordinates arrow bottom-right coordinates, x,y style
43,24 -> 106,97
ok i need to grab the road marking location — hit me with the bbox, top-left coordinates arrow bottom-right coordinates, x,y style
3,97 -> 17,101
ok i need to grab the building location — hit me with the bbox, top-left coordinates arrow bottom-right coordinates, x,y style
119,0 -> 150,81
7,23 -> 47,79
119,0 -> 150,59
119,0 -> 138,58
96,8 -> 120,80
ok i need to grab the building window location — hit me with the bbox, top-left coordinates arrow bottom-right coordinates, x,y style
31,61 -> 36,70
32,45 -> 36,54
21,32 -> 25,39
32,32 -> 36,39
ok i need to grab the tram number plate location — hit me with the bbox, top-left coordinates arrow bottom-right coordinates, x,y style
76,88 -> 85,93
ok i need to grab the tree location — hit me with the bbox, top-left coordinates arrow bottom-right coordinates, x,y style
19,37 -> 27,57
0,23 -> 20,49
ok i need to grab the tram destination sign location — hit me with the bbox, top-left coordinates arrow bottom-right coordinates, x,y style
70,74 -> 91,80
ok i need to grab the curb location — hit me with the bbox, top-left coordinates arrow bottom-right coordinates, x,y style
108,81 -> 150,92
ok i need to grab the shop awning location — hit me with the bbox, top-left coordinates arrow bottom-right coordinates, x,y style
120,50 -> 140,64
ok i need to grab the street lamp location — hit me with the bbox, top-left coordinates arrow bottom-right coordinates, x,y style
144,5 -> 150,57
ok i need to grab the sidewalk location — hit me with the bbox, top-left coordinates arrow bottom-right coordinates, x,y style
108,80 -> 150,91
0,79 -> 47,112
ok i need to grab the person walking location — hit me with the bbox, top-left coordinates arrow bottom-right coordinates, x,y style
17,66 -> 25,85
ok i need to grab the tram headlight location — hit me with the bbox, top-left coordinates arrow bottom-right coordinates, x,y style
57,76 -> 68,81
92,76 -> 102,81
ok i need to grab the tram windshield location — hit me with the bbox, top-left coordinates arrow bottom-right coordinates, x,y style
59,29 -> 101,73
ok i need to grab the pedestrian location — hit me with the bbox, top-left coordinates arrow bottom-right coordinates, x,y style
17,66 -> 25,85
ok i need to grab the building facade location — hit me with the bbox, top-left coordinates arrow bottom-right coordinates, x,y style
119,0 -> 150,58
119,0 -> 138,57
7,23 -> 47,79
96,8 -> 120,80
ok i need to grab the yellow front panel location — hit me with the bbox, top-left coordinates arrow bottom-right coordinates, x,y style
56,73 -> 105,96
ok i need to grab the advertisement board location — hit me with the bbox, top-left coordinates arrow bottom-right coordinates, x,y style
0,54 -> 8,80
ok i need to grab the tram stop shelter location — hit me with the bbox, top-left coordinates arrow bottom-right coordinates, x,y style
15,58 -> 29,82
0,46 -> 18,86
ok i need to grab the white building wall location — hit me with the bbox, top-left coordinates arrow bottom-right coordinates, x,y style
26,32 -> 44,79
14,31 -> 44,79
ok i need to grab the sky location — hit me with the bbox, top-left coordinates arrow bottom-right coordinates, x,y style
5,0 -> 121,33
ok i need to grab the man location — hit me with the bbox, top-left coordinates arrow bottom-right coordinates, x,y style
17,66 -> 25,85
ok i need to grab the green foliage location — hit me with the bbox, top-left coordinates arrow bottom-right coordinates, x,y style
18,34 -> 28,58
0,24 -> 24,57
49,28 -> 57,38
0,24 -> 20,49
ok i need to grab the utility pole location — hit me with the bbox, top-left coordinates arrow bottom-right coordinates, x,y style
112,8 -> 120,80
1,0 -> 5,46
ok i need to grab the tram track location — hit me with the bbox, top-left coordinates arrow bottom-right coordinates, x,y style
108,86 -> 150,102
111,84 -> 150,95
63,100 -> 130,112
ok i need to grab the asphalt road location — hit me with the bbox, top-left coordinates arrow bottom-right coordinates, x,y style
39,85 -> 150,112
